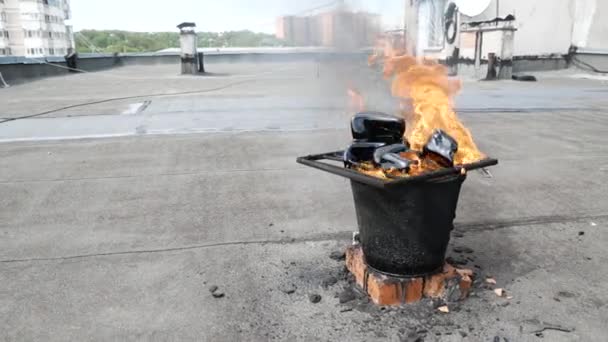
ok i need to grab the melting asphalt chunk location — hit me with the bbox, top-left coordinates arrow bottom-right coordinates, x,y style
373,143 -> 410,164
423,129 -> 458,167
343,142 -> 386,168
380,153 -> 412,172
351,111 -> 406,144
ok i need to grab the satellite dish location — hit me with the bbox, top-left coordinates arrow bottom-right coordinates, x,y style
453,0 -> 492,17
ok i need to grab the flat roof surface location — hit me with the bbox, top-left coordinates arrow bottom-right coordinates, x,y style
1,61 -> 607,341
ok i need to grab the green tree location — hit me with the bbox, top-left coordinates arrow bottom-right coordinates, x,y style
75,30 -> 287,53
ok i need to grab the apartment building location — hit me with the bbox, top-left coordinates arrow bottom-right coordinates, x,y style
277,10 -> 381,49
276,16 -> 312,47
0,0 -> 74,57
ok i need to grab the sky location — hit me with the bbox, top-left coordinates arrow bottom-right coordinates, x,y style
70,0 -> 405,33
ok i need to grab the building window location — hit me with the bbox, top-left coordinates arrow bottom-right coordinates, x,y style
1,12 -> 7,21
25,30 -> 41,38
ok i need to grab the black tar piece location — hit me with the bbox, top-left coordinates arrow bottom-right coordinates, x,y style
351,112 -> 405,144
423,129 -> 459,167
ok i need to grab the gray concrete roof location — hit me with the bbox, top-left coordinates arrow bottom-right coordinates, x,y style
0,61 -> 607,341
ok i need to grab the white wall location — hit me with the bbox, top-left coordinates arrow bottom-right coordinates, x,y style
469,0 -> 608,54
571,0 -> 595,48
585,0 -> 608,51
465,0 -> 573,56
410,0 -> 607,58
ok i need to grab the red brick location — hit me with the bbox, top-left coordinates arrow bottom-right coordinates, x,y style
345,245 -> 473,306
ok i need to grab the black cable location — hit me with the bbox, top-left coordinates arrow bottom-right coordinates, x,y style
0,79 -> 255,124
571,56 -> 608,74
566,45 -> 608,74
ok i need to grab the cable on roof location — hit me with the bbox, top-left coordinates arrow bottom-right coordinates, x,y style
0,79 -> 255,124
571,56 -> 608,74
29,57 -> 89,73
567,45 -> 608,74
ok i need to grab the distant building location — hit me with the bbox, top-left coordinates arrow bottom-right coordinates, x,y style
276,10 -> 381,48
0,0 -> 74,57
276,15 -> 312,46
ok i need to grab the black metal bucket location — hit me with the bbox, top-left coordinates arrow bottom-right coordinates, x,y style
297,151 -> 497,277
351,174 -> 465,276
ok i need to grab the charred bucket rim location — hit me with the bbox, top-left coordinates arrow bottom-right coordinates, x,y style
365,261 -> 445,279
297,151 -> 498,189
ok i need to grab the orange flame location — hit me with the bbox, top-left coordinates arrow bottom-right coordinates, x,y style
388,59 -> 484,165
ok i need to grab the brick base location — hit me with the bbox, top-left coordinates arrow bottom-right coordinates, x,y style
345,245 -> 474,306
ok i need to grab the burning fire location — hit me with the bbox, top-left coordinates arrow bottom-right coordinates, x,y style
347,37 -> 485,179
388,59 -> 483,165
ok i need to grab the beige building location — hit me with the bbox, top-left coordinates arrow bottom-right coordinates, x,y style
277,10 -> 380,49
0,0 -> 74,57
276,16 -> 312,47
